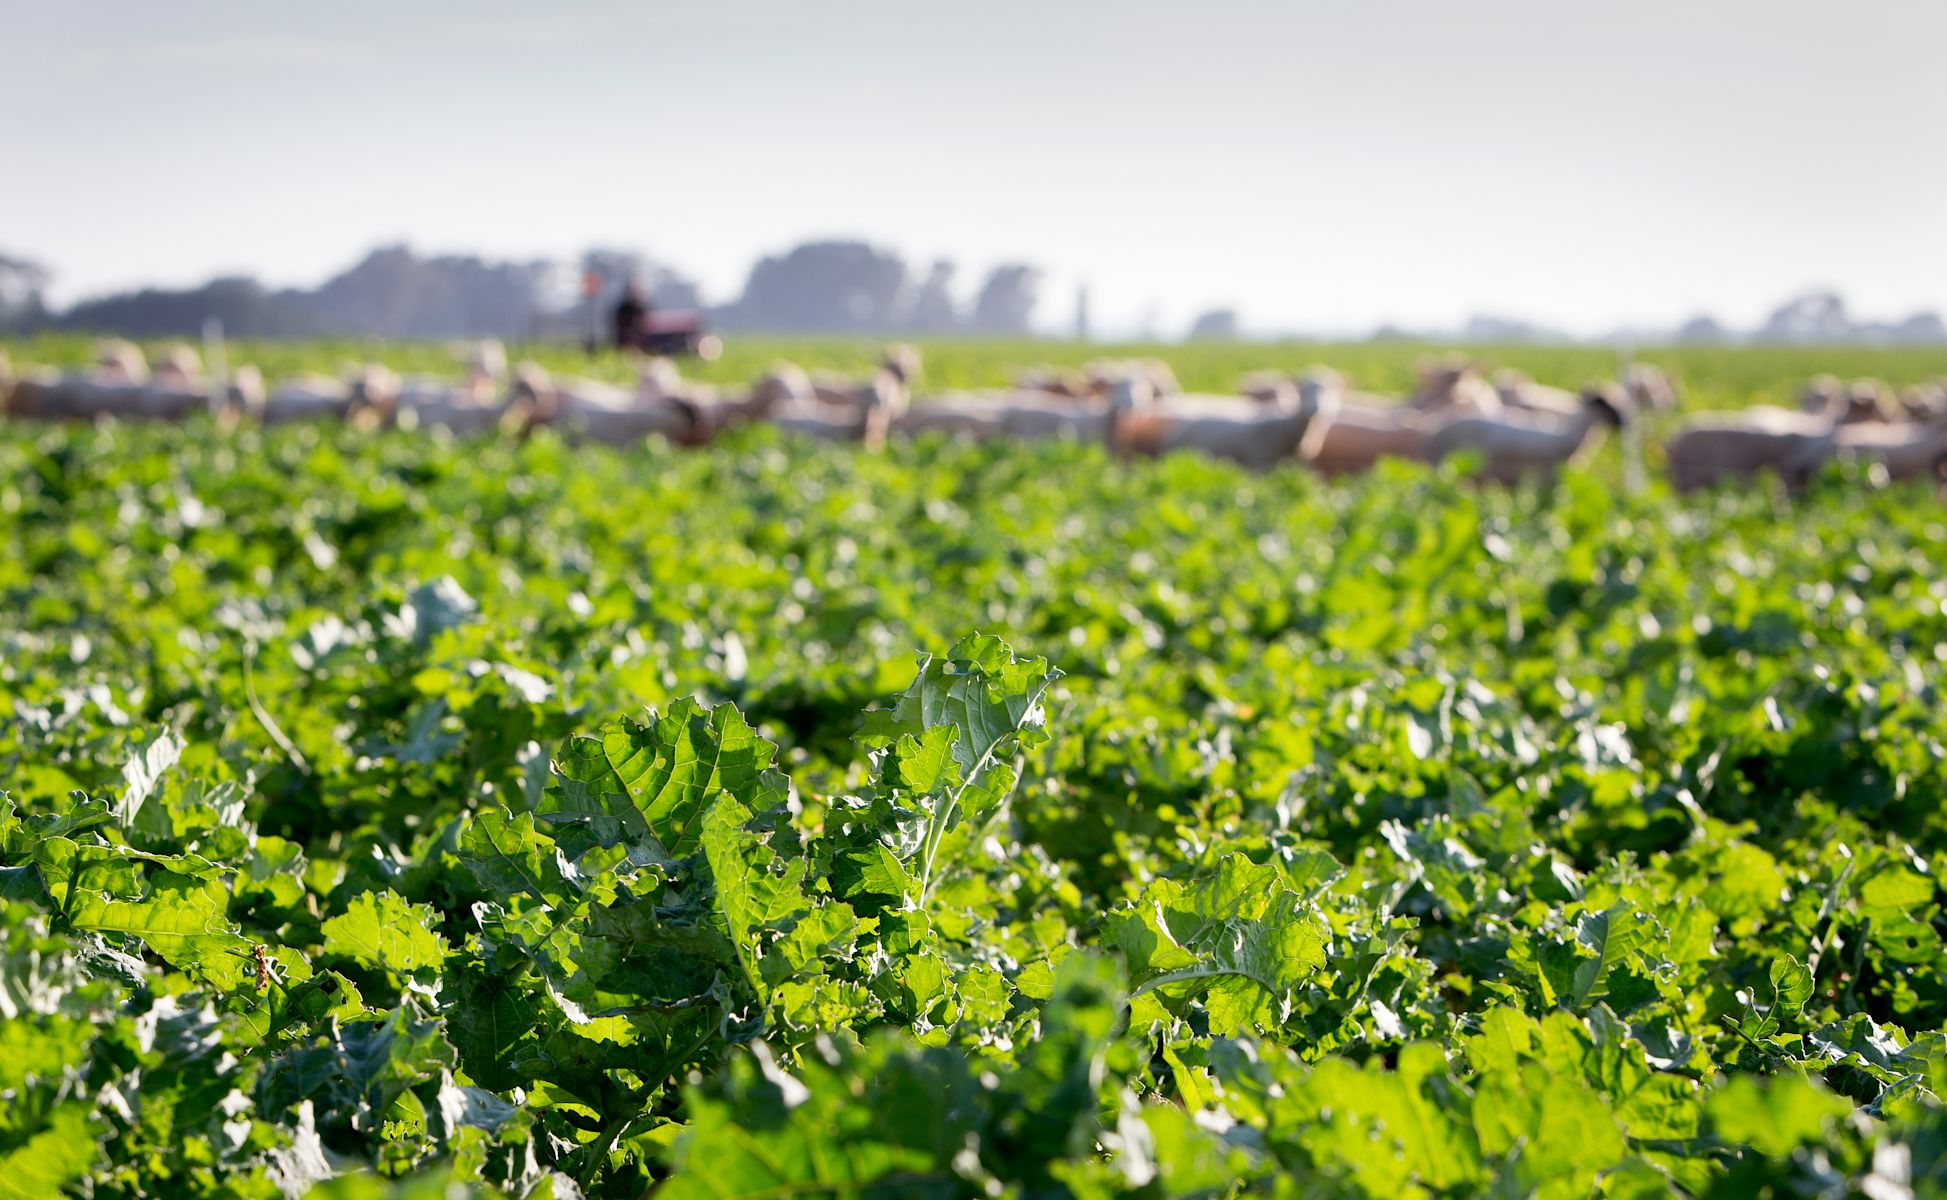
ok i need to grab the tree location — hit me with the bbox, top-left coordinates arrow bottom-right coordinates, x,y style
1891,312 -> 1947,344
1675,314 -> 1731,344
58,277 -> 315,338
722,241 -> 909,332
1187,308 -> 1240,340
0,252 -> 50,331
966,264 -> 1040,335
905,260 -> 960,332
1459,314 -> 1572,344
1758,291 -> 1852,343
54,245 -> 566,339
304,245 -> 555,338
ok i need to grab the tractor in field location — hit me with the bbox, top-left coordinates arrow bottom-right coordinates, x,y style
631,308 -> 722,360
593,275 -> 723,361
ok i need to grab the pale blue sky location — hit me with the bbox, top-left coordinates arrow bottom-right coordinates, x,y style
4,0 -> 1944,335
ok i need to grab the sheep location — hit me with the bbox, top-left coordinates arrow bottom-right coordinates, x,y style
1143,370 -> 1333,423
1407,360 -> 1500,415
1236,365 -> 1352,407
1843,378 -> 1900,424
395,385 -> 517,437
1298,404 -> 1430,476
1028,374 -> 1144,446
8,374 -> 183,423
31,344 -> 253,425
889,372 -> 1149,445
1799,375 -> 1847,415
766,403 -> 881,446
881,343 -> 922,388
1009,359 -> 1177,403
3,365 -> 55,417
809,347 -> 917,417
1118,375 -> 1335,470
151,344 -> 205,393
1718,396 -> 1947,485
1005,358 -> 1180,405
500,364 -> 560,431
626,358 -> 739,443
115,375 -> 223,422
119,344 -> 257,424
1151,392 -> 1285,421
344,365 -> 401,429
888,396 -> 1008,441
733,363 -> 816,417
507,363 -> 705,446
1084,357 -> 1179,399
1799,375 -> 1894,424
890,387 -> 1120,444
1132,357 -> 1181,397
1623,363 -> 1679,412
720,360 -> 883,445
849,369 -> 906,450
1901,382 -> 1947,422
3,368 -> 87,420
1295,368 -> 1458,476
1423,384 -> 1630,483
1492,370 -> 1582,419
1238,371 -> 1288,405
924,369 -> 1154,447
260,365 -> 399,428
132,343 -> 252,424
1013,365 -> 1094,399
734,359 -> 895,448
219,365 -> 265,427
386,339 -> 522,434
764,373 -> 902,450
633,356 -> 717,408
455,338 -> 508,385
6,340 -> 170,419
992,385 -> 1141,445
1831,413 -> 1947,482
3,351 -> 226,422
1663,406 -> 1841,493
1237,369 -> 1324,407
93,339 -> 149,385
259,373 -> 351,425
813,368 -> 911,424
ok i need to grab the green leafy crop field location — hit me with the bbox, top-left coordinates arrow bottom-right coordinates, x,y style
3,354 -> 1947,1197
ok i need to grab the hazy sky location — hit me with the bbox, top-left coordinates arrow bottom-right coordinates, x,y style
6,0 -> 1945,335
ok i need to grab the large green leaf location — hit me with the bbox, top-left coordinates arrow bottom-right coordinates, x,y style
854,633 -> 1058,897
543,699 -> 781,857
67,885 -> 252,990
0,1106 -> 100,1200
1107,852 -> 1329,1036
114,728 -> 184,828
660,1038 -> 987,1199
458,808 -> 570,901
321,891 -> 449,978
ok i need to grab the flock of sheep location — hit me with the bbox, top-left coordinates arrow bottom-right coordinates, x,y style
3,339 -> 1944,490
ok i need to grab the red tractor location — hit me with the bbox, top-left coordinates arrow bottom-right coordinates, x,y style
586,271 -> 722,360
634,309 -> 722,360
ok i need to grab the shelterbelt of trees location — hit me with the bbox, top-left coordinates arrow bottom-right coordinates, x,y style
0,242 -> 1047,340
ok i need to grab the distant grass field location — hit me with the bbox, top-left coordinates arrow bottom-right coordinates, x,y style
9,333 -> 1947,412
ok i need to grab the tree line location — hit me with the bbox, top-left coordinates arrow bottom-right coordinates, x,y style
0,242 -> 1044,340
